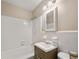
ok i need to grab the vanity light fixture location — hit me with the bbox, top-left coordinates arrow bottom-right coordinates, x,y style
42,0 -> 56,11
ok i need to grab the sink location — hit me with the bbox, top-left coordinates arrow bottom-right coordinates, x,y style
34,42 -> 57,52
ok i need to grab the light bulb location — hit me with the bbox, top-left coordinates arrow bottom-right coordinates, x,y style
43,5 -> 47,11
48,1 -> 53,7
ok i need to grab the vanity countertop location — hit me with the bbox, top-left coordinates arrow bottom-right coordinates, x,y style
34,42 -> 57,52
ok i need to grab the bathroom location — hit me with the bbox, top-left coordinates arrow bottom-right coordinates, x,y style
1,0 -> 78,59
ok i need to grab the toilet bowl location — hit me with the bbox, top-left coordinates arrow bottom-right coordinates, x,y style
58,52 -> 70,59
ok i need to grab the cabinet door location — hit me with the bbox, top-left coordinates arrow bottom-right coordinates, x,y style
40,50 -> 45,59
34,46 -> 58,59
34,46 -> 45,59
34,46 -> 41,59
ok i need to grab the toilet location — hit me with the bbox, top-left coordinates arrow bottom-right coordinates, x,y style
58,52 -> 70,59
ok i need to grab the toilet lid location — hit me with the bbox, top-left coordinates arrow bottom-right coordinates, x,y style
58,52 -> 70,59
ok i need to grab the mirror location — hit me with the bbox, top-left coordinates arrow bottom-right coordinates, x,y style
41,7 -> 58,31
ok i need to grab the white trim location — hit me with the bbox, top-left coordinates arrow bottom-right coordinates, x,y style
58,31 -> 78,32
44,7 -> 57,31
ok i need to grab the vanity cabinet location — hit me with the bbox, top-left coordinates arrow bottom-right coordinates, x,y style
34,46 -> 58,59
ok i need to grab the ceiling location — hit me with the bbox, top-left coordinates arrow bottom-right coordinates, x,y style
2,0 -> 43,11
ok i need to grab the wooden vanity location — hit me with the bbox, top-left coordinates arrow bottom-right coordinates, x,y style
34,46 -> 58,59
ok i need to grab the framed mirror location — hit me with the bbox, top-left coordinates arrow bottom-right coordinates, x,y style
41,7 -> 58,31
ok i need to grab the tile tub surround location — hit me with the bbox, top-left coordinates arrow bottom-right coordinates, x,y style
2,15 -> 32,51
1,15 -> 33,59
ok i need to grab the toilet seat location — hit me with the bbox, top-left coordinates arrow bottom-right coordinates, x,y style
58,52 -> 70,59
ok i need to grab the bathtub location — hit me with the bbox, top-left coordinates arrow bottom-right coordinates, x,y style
2,46 -> 34,59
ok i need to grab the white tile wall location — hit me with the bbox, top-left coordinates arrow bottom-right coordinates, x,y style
1,15 -> 32,51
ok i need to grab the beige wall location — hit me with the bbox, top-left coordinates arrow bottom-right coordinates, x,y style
1,1 -> 33,20
33,0 -> 78,31
1,0 -> 78,31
